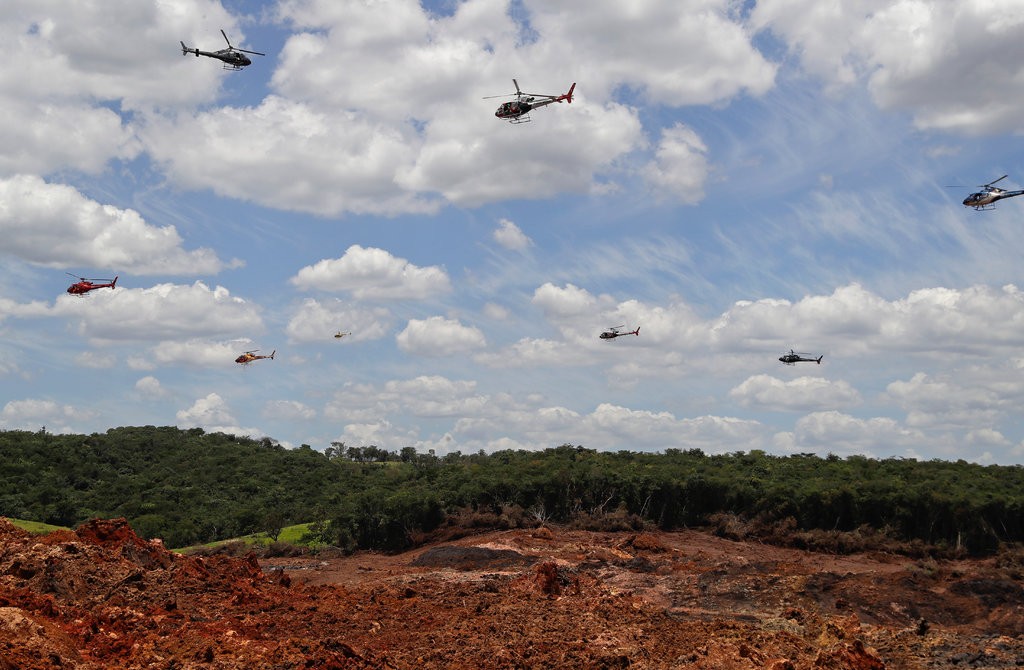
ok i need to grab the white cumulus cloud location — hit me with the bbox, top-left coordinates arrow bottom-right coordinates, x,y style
643,124 -> 709,203
730,375 -> 862,412
134,376 -> 168,399
0,175 -> 233,274
285,298 -> 392,343
55,282 -> 263,343
751,0 -> 1024,135
493,219 -> 533,251
773,410 -> 928,457
291,245 -> 451,299
396,316 -> 486,356
1,398 -> 92,432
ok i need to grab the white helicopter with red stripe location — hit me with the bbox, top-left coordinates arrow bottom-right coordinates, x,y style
484,79 -> 575,124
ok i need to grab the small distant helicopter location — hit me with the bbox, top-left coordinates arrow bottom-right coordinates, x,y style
484,79 -> 575,124
960,175 -> 1024,210
235,349 -> 275,365
779,350 -> 822,365
600,325 -> 640,340
66,273 -> 117,296
334,331 -> 352,339
181,30 -> 264,71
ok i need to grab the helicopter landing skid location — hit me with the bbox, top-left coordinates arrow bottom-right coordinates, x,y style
508,114 -> 532,124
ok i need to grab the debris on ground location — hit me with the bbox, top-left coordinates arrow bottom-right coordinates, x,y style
3,518 -> 1023,668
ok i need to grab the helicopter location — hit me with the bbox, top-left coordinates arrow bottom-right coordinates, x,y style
334,331 -> 352,339
779,350 -> 822,365
960,175 -> 1024,210
181,30 -> 264,71
66,273 -> 117,296
599,325 -> 640,340
235,349 -> 275,365
484,79 -> 575,124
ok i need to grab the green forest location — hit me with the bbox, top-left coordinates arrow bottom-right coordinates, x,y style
1,426 -> 1022,555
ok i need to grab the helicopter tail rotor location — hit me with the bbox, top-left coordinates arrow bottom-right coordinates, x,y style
562,82 -> 575,103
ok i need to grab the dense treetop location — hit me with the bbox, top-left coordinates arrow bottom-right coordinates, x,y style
1,427 -> 1021,554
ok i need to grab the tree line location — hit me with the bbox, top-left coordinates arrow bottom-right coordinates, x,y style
1,427 -> 1022,555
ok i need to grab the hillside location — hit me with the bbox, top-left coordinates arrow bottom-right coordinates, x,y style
2,517 -> 1022,669
4,427 -> 1024,555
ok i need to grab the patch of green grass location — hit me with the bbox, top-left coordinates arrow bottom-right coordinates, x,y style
176,522 -> 316,553
277,522 -> 313,544
5,518 -> 69,535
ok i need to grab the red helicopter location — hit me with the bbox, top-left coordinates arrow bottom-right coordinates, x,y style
66,273 -> 118,296
235,349 -> 275,365
484,79 -> 575,124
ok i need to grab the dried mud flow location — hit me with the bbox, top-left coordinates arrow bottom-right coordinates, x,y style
1,519 -> 1023,669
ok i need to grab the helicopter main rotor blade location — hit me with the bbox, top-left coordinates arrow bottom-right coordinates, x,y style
235,48 -> 265,56
221,29 -> 232,47
513,78 -> 521,94
66,272 -> 114,281
482,93 -> 515,99
985,175 -> 1008,186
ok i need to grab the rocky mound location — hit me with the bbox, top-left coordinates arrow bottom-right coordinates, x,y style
0,518 -> 380,668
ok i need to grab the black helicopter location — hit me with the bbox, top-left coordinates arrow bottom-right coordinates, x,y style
961,175 -> 1024,211
600,325 -> 640,340
779,350 -> 822,365
484,79 -> 575,124
181,30 -> 264,70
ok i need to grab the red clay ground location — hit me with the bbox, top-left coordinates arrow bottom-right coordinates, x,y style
2,517 -> 1022,668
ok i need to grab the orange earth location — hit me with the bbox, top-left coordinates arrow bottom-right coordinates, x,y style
1,517 -> 1022,668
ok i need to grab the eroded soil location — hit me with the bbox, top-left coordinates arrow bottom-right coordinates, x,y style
1,518 -> 1022,668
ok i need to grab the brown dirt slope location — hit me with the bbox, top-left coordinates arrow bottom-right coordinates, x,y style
0,518 -> 380,668
3,519 -> 1023,669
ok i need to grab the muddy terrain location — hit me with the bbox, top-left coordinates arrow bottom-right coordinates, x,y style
1,517 -> 1021,668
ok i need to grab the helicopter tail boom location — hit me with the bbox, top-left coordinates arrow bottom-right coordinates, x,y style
559,82 -> 575,104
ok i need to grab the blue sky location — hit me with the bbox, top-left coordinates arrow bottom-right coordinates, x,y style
4,0 -> 1024,464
